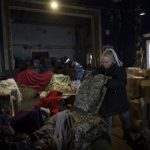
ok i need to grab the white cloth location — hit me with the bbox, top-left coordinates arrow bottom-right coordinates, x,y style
0,78 -> 22,103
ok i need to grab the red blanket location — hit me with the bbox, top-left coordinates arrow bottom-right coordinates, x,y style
35,91 -> 62,115
15,69 -> 53,92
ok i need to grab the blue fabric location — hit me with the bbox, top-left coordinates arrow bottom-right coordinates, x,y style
38,66 -> 49,73
75,64 -> 84,81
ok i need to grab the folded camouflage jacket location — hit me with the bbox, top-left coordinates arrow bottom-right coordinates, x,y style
74,73 -> 109,115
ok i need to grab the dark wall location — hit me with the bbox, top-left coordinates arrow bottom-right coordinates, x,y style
101,9 -> 136,67
82,0 -> 150,67
0,2 -> 5,70
142,15 -> 150,34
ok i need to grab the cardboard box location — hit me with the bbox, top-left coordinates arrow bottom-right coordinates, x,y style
127,68 -> 148,77
146,69 -> 150,77
140,80 -> 150,101
134,69 -> 148,77
129,99 -> 148,131
127,78 -> 143,99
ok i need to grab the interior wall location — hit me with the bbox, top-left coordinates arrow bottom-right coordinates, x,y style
0,2 -> 3,71
11,23 -> 76,60
4,1 -> 101,69
75,26 -> 91,66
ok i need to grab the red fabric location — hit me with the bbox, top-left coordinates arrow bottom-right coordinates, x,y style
35,91 -> 62,114
15,69 -> 53,92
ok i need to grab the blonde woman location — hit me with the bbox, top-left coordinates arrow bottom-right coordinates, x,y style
93,48 -> 132,145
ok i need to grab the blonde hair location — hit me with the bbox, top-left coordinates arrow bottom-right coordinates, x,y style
102,48 -> 123,67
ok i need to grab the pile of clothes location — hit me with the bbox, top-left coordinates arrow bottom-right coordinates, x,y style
0,79 -> 22,103
0,79 -> 22,116
0,71 -> 111,150
16,71 -> 79,114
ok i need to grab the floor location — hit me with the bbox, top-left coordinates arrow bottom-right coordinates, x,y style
112,127 -> 133,150
18,91 -> 133,150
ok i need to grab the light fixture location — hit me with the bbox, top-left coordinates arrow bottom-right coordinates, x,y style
112,0 -> 122,3
50,1 -> 59,10
138,8 -> 146,16
139,12 -> 146,16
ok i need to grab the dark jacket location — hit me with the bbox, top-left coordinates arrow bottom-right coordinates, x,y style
93,64 -> 129,117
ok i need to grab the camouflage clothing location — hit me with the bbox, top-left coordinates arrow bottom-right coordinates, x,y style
34,110 -> 110,150
69,114 -> 111,150
33,74 -> 111,150
74,74 -> 109,114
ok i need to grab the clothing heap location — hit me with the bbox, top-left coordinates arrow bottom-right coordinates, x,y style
43,74 -> 79,99
15,69 -> 80,114
0,79 -> 22,103
0,79 -> 22,116
31,73 -> 111,150
0,72 -> 111,150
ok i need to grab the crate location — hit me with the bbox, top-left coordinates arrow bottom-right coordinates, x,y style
127,78 -> 143,99
129,99 -> 148,131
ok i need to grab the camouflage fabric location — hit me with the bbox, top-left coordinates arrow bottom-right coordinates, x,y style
34,110 -> 110,150
34,73 -> 111,150
70,73 -> 111,150
69,113 -> 111,150
74,73 -> 109,114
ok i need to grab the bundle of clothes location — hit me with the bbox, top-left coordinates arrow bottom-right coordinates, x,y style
15,68 -> 81,114
0,79 -> 22,116
0,73 -> 112,150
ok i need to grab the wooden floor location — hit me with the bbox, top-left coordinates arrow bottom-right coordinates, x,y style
112,127 -> 133,150
18,94 -> 133,150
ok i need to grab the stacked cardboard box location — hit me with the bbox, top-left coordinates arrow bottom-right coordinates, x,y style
141,80 -> 150,99
129,98 -> 147,131
126,68 -> 150,131
113,68 -> 150,130
127,77 -> 143,99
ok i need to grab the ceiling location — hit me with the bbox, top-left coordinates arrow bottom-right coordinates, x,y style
10,0 -> 150,33
11,0 -> 150,15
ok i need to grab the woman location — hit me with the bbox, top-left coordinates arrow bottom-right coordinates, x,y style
93,48 -> 131,142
